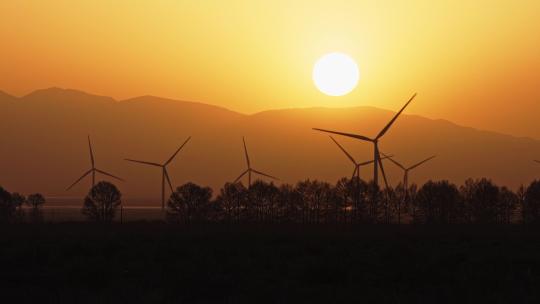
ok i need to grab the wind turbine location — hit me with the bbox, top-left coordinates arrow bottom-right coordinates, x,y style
382,153 -> 436,191
66,136 -> 124,191
313,93 -> 417,189
234,137 -> 279,188
125,137 -> 191,210
329,136 -> 392,181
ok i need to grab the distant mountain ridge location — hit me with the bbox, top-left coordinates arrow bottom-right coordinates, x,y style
1,87 -> 539,204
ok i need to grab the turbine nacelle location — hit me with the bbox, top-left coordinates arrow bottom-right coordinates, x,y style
329,135 -> 392,181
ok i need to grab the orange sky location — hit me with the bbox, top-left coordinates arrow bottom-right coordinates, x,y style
1,1 -> 539,138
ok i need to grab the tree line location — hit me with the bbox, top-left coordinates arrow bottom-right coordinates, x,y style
165,178 -> 540,225
2,178 -> 540,224
0,187 -> 46,223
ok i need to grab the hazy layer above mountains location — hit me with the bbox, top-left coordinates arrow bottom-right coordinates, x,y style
1,88 -> 539,203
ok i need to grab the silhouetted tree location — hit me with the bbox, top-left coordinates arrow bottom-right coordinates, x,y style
413,180 -> 462,224
11,192 -> 26,222
523,180 -> 540,224
498,187 -> 518,224
335,177 -> 373,223
391,183 -> 406,224
0,187 -> 14,223
295,180 -> 333,224
407,184 -> 419,220
516,185 -> 526,223
27,193 -> 46,223
167,182 -> 212,224
215,182 -> 247,223
82,181 -> 122,223
461,178 -> 500,224
382,186 -> 396,224
276,184 -> 301,223
364,182 -> 385,223
334,178 -> 354,223
248,180 -> 279,223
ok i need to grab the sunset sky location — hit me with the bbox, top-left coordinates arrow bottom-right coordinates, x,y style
1,1 -> 539,138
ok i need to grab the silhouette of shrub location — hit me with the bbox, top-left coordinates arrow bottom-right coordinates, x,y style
523,180 -> 540,224
11,192 -> 26,222
413,180 -> 461,224
82,181 -> 122,223
27,193 -> 46,223
167,182 -> 213,224
0,186 -> 14,223
215,182 -> 248,223
461,178 -> 500,224
248,180 -> 280,223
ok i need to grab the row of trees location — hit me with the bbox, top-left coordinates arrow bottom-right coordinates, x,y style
2,178 -> 540,224
165,178 -> 540,225
0,183 -> 122,223
0,187 -> 46,223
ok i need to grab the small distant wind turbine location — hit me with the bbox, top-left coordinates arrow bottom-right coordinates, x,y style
382,153 -> 436,192
313,93 -> 416,189
234,137 -> 278,188
329,136 -> 392,181
66,136 -> 124,191
125,137 -> 191,210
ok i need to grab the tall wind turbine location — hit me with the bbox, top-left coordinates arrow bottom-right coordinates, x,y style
329,136 -> 392,181
66,136 -> 124,191
125,137 -> 191,210
382,153 -> 436,191
313,93 -> 417,188
234,137 -> 278,188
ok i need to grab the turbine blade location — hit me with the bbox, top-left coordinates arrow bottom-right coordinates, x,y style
66,169 -> 93,191
88,135 -> 95,168
124,158 -> 162,167
313,128 -> 373,142
95,169 -> 124,182
164,169 -> 174,193
351,166 -> 358,180
357,155 -> 393,166
234,170 -> 249,183
242,137 -> 251,168
376,93 -> 417,139
378,155 -> 390,190
329,136 -> 356,164
380,152 -> 406,170
252,169 -> 279,181
358,155 -> 394,166
165,136 -> 191,165
357,159 -> 375,166
408,155 -> 437,170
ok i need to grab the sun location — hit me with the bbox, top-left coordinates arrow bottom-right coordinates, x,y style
313,52 -> 359,96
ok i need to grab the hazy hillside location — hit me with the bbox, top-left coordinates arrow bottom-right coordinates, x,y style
1,88 -> 539,205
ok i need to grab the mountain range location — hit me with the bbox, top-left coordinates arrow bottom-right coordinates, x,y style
1,88 -> 539,204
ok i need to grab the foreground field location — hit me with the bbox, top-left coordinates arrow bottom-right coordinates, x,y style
1,224 -> 539,303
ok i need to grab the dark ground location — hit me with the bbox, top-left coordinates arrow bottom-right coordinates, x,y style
1,223 -> 540,303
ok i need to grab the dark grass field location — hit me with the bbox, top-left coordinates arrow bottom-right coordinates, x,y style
1,223 -> 540,303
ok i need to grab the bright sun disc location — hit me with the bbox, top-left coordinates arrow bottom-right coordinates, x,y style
313,52 -> 359,96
